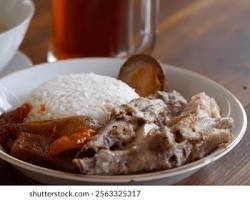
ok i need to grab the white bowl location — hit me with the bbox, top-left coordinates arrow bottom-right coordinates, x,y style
0,0 -> 34,71
0,58 -> 247,185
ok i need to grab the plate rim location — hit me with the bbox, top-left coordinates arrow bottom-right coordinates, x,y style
0,57 -> 247,183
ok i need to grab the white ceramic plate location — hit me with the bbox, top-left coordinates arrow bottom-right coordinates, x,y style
0,58 -> 247,185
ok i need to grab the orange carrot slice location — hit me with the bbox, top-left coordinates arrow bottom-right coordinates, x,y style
49,128 -> 96,156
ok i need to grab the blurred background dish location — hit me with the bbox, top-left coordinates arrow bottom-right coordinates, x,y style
0,0 -> 34,72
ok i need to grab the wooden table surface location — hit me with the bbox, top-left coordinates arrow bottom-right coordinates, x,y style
0,0 -> 249,185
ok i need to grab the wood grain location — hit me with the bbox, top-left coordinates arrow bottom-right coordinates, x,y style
153,0 -> 250,106
0,0 -> 248,185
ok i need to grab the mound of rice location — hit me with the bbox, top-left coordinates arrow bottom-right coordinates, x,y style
24,73 -> 139,123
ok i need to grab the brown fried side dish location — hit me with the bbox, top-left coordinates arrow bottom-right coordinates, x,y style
0,103 -> 31,148
0,91 -> 233,175
10,132 -> 76,172
0,111 -> 102,172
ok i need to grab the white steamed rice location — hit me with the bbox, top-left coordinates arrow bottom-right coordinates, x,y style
24,73 -> 139,123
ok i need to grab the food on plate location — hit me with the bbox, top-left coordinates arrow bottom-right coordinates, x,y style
0,103 -> 31,148
0,55 -> 234,175
0,115 -> 102,172
49,128 -> 96,156
10,132 -> 77,172
118,54 -> 165,97
25,73 -> 139,123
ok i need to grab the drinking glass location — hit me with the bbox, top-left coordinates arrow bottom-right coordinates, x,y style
48,0 -> 159,61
